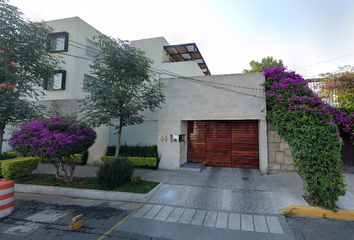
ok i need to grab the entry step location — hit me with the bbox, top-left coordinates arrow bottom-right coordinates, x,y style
180,162 -> 205,172
133,204 -> 284,234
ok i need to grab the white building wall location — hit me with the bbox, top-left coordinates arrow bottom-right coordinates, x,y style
155,73 -> 268,174
42,17 -> 99,100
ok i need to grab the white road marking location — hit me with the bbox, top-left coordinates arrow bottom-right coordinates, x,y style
241,214 -> 254,231
203,211 -> 217,227
154,206 -> 175,221
143,205 -> 163,219
191,210 -> 206,226
215,212 -> 228,228
267,216 -> 284,234
178,209 -> 195,224
254,215 -> 268,233
228,213 -> 240,230
166,207 -> 185,222
26,209 -> 68,223
132,204 -> 153,218
131,204 -> 284,234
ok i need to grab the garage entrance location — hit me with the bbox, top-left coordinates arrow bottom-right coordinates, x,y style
187,120 -> 259,168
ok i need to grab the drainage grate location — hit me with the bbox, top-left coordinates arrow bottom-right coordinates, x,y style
242,177 -> 249,181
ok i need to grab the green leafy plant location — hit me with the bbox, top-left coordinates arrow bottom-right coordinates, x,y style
80,33 -> 165,158
0,0 -> 63,153
95,157 -> 135,190
0,151 -> 19,160
0,157 -> 40,179
131,176 -> 141,186
100,156 -> 157,167
14,173 -> 159,193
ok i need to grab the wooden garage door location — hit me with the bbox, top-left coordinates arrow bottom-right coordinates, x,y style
206,121 -> 232,167
187,120 -> 259,168
232,121 -> 259,168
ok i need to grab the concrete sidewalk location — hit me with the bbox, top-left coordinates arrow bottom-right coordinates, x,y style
29,163 -> 354,217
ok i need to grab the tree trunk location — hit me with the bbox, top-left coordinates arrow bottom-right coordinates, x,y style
69,155 -> 76,181
51,160 -> 61,180
0,125 -> 5,154
114,118 -> 124,158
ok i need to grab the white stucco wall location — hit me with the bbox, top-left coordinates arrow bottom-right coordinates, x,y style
109,121 -> 158,146
131,37 -> 205,77
42,17 -> 99,100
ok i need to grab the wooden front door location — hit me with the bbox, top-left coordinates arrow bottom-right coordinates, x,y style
187,121 -> 206,163
187,120 -> 259,168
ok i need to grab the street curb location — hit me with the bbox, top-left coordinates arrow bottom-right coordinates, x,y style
280,205 -> 354,220
14,183 -> 162,203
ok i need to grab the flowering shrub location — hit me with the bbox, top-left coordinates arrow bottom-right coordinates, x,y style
319,65 -> 354,109
263,67 -> 353,211
9,117 -> 96,181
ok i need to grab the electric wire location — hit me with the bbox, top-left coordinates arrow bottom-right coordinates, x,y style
293,53 -> 354,69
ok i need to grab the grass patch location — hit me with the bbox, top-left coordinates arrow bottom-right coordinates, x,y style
114,180 -> 159,194
14,174 -> 159,193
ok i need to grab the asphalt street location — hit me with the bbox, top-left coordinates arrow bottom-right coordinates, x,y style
0,193 -> 165,240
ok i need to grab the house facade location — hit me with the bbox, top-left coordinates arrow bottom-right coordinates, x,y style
2,17 -> 278,174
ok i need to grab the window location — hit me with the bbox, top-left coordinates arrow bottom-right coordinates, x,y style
50,32 -> 69,52
83,74 -> 99,92
48,70 -> 66,90
85,39 -> 101,58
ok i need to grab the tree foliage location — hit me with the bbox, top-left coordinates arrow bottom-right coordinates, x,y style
0,0 -> 62,153
243,56 -> 284,73
263,67 -> 353,211
80,33 -> 165,158
9,117 -> 96,181
318,65 -> 354,109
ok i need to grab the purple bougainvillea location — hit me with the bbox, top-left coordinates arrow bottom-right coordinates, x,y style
9,117 -> 96,158
9,117 -> 96,181
262,67 -> 352,211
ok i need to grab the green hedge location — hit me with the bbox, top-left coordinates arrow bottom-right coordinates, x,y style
100,156 -> 157,167
0,151 -> 19,160
41,154 -> 84,164
105,144 -> 157,157
0,157 -> 40,180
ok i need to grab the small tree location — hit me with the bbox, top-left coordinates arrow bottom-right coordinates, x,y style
9,117 -> 96,181
243,56 -> 284,73
81,33 -> 165,158
319,65 -> 354,109
0,0 -> 62,153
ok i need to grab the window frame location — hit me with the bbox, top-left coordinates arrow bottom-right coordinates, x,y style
47,70 -> 66,90
50,32 -> 69,53
85,38 -> 101,58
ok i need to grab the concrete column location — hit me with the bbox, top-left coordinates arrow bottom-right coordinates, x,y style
157,119 -> 181,170
258,120 -> 268,175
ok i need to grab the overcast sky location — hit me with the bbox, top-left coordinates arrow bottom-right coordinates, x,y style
8,0 -> 354,78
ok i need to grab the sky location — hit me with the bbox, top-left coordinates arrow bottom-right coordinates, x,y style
8,0 -> 354,78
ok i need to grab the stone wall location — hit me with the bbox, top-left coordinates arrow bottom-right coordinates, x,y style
267,122 -> 296,172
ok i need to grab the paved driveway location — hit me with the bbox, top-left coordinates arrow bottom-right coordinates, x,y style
116,167 -> 296,240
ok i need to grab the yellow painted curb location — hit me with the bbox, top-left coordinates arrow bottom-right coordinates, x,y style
279,205 -> 354,220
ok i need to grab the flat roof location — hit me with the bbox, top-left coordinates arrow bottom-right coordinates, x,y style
163,43 -> 211,75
